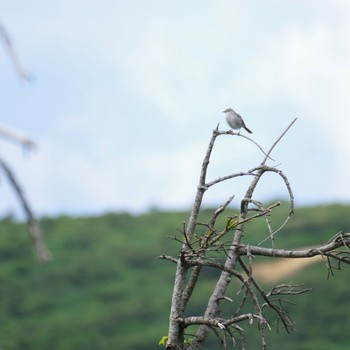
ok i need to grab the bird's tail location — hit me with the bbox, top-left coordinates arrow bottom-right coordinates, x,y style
244,126 -> 252,134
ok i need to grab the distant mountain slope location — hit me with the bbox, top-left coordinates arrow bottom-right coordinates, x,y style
0,203 -> 348,349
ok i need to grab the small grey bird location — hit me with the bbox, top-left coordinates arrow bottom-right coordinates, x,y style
223,108 -> 252,134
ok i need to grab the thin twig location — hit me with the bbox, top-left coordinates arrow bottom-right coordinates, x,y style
208,195 -> 235,229
217,130 -> 275,161
261,118 -> 297,165
0,20 -> 31,81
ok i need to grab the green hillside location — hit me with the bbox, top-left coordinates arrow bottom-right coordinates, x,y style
0,203 -> 349,350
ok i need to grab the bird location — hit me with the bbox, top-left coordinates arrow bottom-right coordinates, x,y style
223,108 -> 252,134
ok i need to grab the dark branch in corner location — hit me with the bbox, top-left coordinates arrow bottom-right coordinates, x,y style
0,157 -> 51,262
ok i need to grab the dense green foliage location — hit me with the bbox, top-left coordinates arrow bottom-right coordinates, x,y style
0,203 -> 348,349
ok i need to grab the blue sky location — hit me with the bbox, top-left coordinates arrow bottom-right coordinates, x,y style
0,1 -> 349,217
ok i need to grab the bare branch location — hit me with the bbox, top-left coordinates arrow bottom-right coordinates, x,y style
261,118 -> 297,165
158,255 -> 178,264
0,20 -> 31,82
0,157 -> 51,262
267,283 -> 312,297
0,124 -> 37,150
206,171 -> 257,188
183,316 -> 227,329
208,195 -> 235,230
185,127 -> 220,242
217,129 -> 275,161
180,265 -> 202,313
237,234 -> 350,260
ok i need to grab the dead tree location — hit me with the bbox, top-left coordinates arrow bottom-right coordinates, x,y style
159,119 -> 350,349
